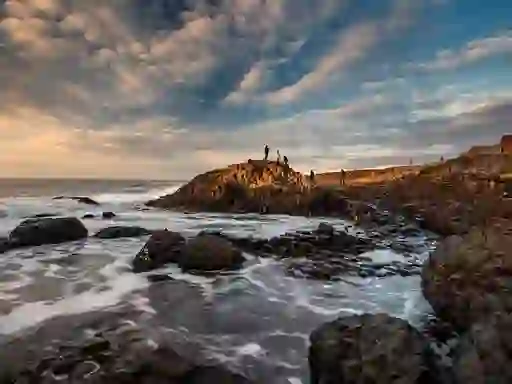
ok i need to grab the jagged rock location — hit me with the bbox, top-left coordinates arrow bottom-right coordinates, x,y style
8,217 -> 88,248
102,211 -> 116,219
53,196 -> 100,205
422,226 -> 512,330
309,314 -> 436,384
94,226 -> 153,239
0,237 -> 10,254
132,230 -> 186,273
179,234 -> 245,271
453,314 -> 512,384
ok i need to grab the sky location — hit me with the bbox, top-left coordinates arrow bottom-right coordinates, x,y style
0,0 -> 511,179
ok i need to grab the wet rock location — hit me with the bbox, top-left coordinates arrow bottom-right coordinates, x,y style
179,234 -> 245,272
132,229 -> 186,273
8,217 -> 88,248
0,237 -> 10,254
453,314 -> 512,384
315,222 -> 335,237
422,227 -> 512,330
309,314 -> 436,384
82,213 -> 95,219
26,212 -> 61,219
94,226 -> 152,239
0,316 -> 254,384
53,196 -> 100,205
102,211 -> 116,219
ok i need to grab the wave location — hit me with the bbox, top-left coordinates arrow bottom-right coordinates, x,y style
92,184 -> 182,204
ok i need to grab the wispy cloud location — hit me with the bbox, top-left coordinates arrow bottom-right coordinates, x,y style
413,32 -> 512,71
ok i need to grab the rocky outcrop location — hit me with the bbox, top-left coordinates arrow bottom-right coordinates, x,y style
7,217 -> 88,248
309,314 -> 436,384
145,160 -> 358,217
132,230 -> 186,272
94,226 -> 153,239
179,234 -> 245,272
53,196 -> 100,205
422,227 -> 512,330
453,314 -> 512,384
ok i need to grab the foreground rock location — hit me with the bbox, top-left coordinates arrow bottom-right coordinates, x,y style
179,234 -> 245,272
422,226 -> 512,330
8,217 -> 88,248
309,314 -> 436,384
0,310 -> 253,384
453,314 -> 512,383
94,226 -> 153,239
132,229 -> 186,272
53,196 -> 100,205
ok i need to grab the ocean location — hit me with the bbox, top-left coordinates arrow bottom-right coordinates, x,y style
0,178 -> 435,383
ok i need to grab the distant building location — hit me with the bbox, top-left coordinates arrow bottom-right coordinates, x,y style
500,135 -> 512,154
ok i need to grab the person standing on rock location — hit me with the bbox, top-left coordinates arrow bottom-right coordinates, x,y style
340,169 -> 346,186
310,170 -> 315,187
283,156 -> 289,166
264,145 -> 269,161
277,150 -> 281,165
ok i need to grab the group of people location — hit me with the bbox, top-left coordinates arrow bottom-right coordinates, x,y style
263,145 -> 348,187
264,144 -> 289,167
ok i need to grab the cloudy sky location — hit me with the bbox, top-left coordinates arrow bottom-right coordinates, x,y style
0,0 -> 511,179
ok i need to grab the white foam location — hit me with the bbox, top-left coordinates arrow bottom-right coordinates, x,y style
92,185 -> 181,204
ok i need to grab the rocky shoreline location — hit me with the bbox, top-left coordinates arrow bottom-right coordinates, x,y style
2,148 -> 512,382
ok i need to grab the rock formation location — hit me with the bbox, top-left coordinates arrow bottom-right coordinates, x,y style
422,226 -> 512,330
309,313 -> 437,384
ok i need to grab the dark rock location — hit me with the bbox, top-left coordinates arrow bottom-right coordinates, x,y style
309,313 -> 436,384
8,217 -> 88,248
94,226 -> 152,239
315,222 -> 335,237
26,212 -> 61,219
102,211 -> 116,219
53,196 -> 100,205
132,230 -> 186,273
179,235 -> 246,271
453,314 -> 512,384
82,213 -> 95,219
422,227 -> 512,330
0,237 -> 10,254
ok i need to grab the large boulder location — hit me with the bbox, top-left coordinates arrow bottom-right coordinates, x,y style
179,234 -> 245,271
94,226 -> 153,239
309,314 -> 435,384
132,229 -> 186,272
8,217 -> 88,248
453,314 -> 512,384
422,227 -> 512,330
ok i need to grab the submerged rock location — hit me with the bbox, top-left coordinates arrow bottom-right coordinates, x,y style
422,226 -> 512,330
53,196 -> 100,205
132,230 -> 186,272
309,314 -> 436,384
8,217 -> 88,248
179,234 -> 246,272
94,226 -> 153,239
102,211 -> 116,219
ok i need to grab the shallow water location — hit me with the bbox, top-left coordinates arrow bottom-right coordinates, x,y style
0,179 -> 435,383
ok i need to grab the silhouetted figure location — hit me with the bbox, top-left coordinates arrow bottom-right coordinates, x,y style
264,145 -> 269,161
283,156 -> 289,166
409,158 -> 413,166
310,170 -> 315,186
340,169 -> 346,186
440,156 -> 445,163
277,149 -> 281,165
